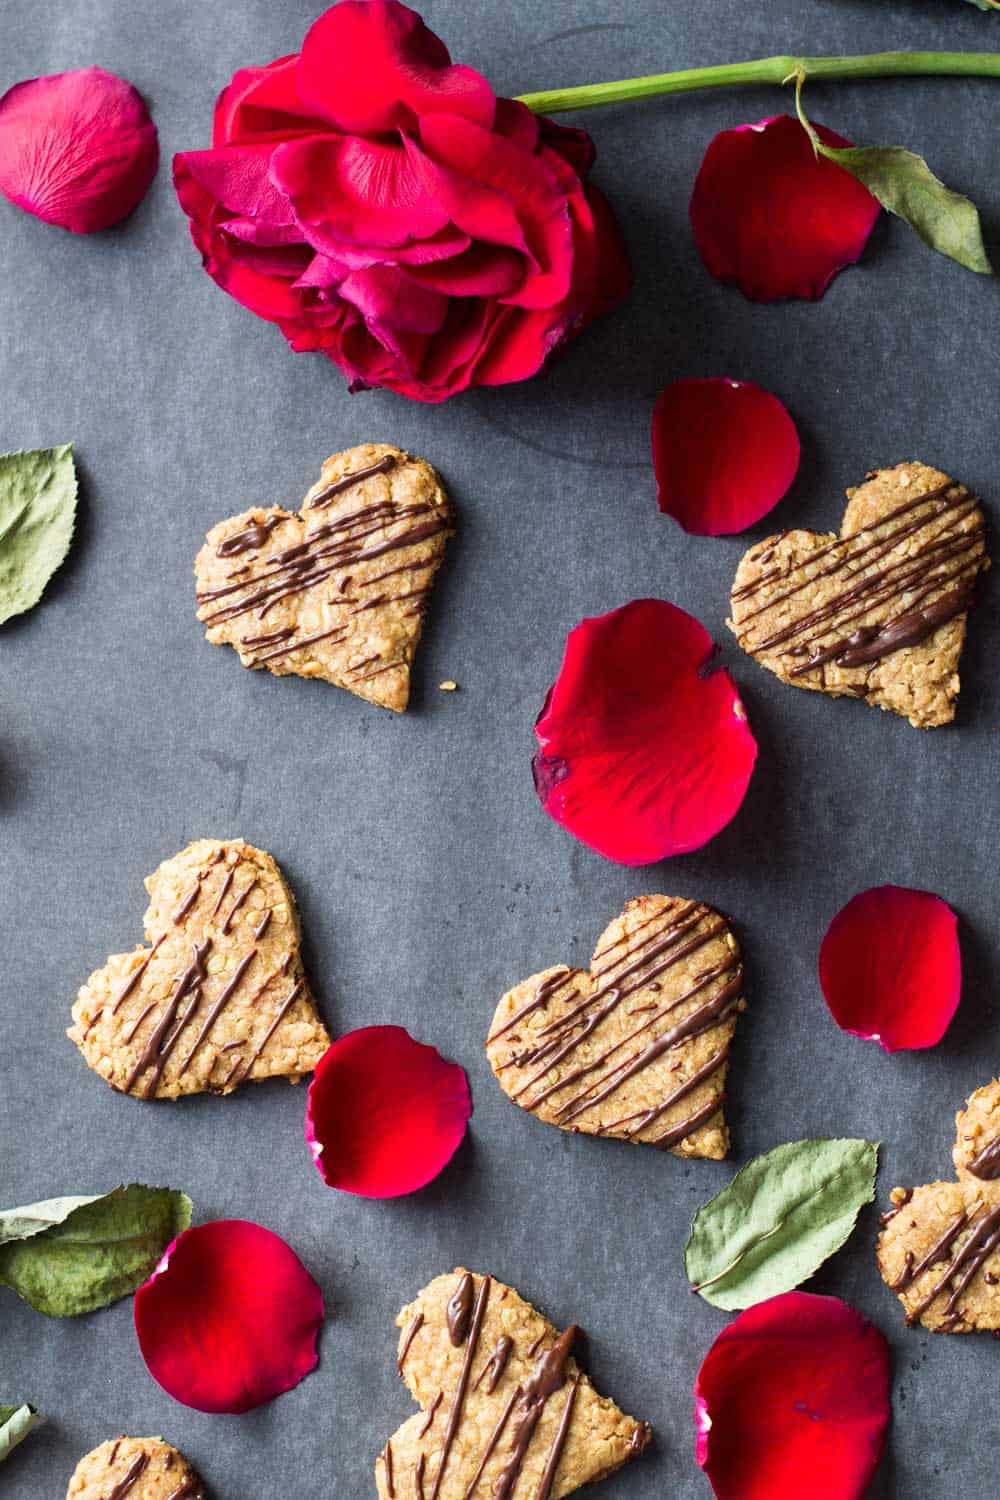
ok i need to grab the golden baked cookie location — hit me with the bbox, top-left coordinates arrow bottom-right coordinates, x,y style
67,1436 -> 204,1499
729,461 -> 989,728
877,1079 -> 1000,1332
377,1269 -> 650,1499
68,838 -> 329,1099
195,442 -> 454,712
486,896 -> 744,1161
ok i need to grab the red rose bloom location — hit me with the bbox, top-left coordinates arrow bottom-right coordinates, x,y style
173,0 -> 629,402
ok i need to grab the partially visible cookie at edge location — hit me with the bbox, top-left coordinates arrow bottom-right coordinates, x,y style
195,443 -> 454,713
729,461 -> 989,728
67,1435 -> 205,1499
877,1080 -> 1000,1333
378,1268 -> 651,1499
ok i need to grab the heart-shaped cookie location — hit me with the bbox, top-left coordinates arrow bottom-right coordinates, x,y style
877,1079 -> 1000,1333
195,443 -> 454,713
728,461 -> 989,728
378,1268 -> 650,1500
68,839 -> 330,1100
486,895 -> 745,1161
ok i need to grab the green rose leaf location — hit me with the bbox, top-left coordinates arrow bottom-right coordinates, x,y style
963,0 -> 999,11
0,1404 -> 39,1462
793,82 -> 992,275
0,1184 -> 192,1317
0,444 -> 78,625
686,1138 -> 879,1310
823,143 -> 993,274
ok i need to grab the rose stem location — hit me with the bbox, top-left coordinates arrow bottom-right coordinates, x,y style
517,51 -> 1000,115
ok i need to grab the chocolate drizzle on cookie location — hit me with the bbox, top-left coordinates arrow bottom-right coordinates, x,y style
902,1204 -> 1000,1327
969,1133 -> 1000,1181
732,476 -> 987,684
216,516 -> 284,557
491,900 -> 741,1154
475,1336 -> 513,1395
447,1273 -> 475,1346
308,453 -> 396,510
491,1326 -> 579,1499
398,1312 -> 424,1372
106,1453 -> 148,1499
429,1274 -> 492,1499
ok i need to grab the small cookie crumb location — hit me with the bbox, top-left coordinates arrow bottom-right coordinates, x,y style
439,680 -> 458,692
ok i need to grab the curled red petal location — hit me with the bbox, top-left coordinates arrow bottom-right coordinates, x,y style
133,1220 -> 324,1414
695,1291 -> 890,1500
819,884 -> 961,1052
690,114 -> 880,302
305,1026 -> 471,1197
533,599 -> 757,865
0,66 -> 158,233
652,378 -> 800,535
298,0 -> 495,136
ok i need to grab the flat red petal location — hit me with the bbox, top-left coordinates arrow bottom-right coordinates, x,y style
695,1291 -> 890,1500
298,0 -> 495,136
533,599 -> 757,865
819,884 -> 961,1051
690,114 -> 880,302
0,65 -> 158,232
134,1221 -> 324,1414
652,378 -> 800,535
305,1026 -> 471,1197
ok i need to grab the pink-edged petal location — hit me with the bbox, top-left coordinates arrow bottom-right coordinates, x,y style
0,65 -> 158,232
298,0 -> 495,136
338,263 -> 449,333
690,114 -> 881,302
305,1026 -> 472,1197
272,132 -> 449,251
695,1292 -> 890,1500
533,599 -> 757,865
819,884 -> 961,1052
652,378 -> 800,535
133,1220 -> 324,1414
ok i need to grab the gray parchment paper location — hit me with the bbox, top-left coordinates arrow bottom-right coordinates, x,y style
2,1 -> 999,1495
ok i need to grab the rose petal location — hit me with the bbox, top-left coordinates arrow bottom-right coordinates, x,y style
305,1026 -> 471,1197
819,884 -> 961,1051
652,378 -> 800,535
298,0 -> 495,136
533,599 -> 757,865
0,66 -> 158,233
695,1291 -> 890,1500
133,1220 -> 324,1414
690,114 -> 880,302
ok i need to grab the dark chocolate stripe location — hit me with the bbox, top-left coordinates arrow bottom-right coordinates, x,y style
177,949 -> 257,1076
429,1275 -> 491,1500
308,453 -> 396,509
652,1092 -> 725,1150
397,1312 -> 424,1372
732,481 -> 958,607
217,517 -> 284,558
236,979 -> 304,1082
487,968 -> 577,1045
383,1441 -> 395,1499
608,1045 -> 730,1135
535,1376 -> 579,1500
221,880 -> 255,934
447,1272 -> 475,1345
905,1204 -> 1000,1325
463,1385 -> 521,1498
107,1453 -> 148,1499
555,973 -> 743,1125
474,1336 -> 513,1395
418,1390 -> 442,1438
210,866 -> 235,917
164,1481 -> 201,1500
969,1133 -> 1000,1181
248,623 -> 350,665
122,941 -> 210,1094
891,1209 -> 968,1292
110,935 -> 164,1014
492,1326 -> 577,1500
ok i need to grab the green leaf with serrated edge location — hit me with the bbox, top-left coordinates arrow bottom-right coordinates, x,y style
0,1404 -> 39,1461
963,0 -> 999,11
823,144 -> 993,274
0,444 -> 77,625
685,1138 -> 878,1311
0,1184 -> 192,1317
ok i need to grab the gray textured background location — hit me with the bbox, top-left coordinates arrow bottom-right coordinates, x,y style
2,1 -> 999,1495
